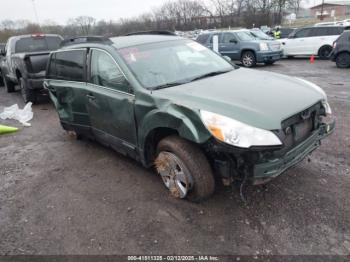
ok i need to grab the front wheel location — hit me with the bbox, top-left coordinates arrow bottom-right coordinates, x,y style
155,136 -> 215,202
335,52 -> 350,68
241,51 -> 256,67
318,45 -> 333,60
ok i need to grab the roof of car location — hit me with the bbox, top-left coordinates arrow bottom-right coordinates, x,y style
110,35 -> 184,49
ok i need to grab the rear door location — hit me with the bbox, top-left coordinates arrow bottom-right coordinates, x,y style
219,32 -> 240,60
45,49 -> 91,131
86,48 -> 137,157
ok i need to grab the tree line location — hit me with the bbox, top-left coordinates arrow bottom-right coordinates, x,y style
0,0 -> 305,41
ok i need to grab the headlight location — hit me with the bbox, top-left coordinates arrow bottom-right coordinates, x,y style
259,42 -> 269,51
322,100 -> 332,115
200,110 -> 282,148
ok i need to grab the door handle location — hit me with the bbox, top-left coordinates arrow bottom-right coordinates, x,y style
86,94 -> 95,100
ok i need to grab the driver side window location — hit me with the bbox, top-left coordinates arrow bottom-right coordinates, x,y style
90,49 -> 130,93
222,33 -> 237,44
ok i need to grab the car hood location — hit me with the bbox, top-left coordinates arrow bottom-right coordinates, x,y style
153,68 -> 326,130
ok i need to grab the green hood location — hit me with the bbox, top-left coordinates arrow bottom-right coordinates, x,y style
153,68 -> 326,130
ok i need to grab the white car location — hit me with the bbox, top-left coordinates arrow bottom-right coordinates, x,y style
279,26 -> 344,59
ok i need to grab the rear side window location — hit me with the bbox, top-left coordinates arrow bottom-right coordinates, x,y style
325,27 -> 343,36
196,34 -> 210,44
49,50 -> 86,81
222,33 -> 237,43
15,36 -> 62,53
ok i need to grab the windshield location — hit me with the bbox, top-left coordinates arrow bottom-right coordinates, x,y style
235,31 -> 257,41
15,36 -> 62,53
118,39 -> 234,89
250,30 -> 271,40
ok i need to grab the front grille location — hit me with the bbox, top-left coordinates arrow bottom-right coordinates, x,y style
278,103 -> 322,151
269,43 -> 281,51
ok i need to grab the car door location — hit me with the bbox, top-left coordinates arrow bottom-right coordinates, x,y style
219,32 -> 240,60
45,49 -> 91,132
283,28 -> 312,55
86,48 -> 137,157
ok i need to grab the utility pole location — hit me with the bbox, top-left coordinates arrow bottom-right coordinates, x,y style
31,0 -> 40,25
320,0 -> 325,21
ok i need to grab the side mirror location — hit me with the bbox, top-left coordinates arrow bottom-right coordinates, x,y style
223,56 -> 231,62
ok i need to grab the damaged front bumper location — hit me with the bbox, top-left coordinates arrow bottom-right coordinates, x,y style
205,119 -> 335,185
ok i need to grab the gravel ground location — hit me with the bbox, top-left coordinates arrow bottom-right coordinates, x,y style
0,58 -> 349,255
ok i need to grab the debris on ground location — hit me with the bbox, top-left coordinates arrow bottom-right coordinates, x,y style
0,103 -> 33,126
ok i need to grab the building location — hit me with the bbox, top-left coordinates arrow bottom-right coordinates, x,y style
310,1 -> 350,18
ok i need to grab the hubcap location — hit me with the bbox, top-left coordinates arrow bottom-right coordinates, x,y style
321,47 -> 332,58
243,54 -> 253,66
155,152 -> 193,198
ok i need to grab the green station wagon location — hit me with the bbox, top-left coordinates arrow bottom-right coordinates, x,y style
44,33 -> 335,202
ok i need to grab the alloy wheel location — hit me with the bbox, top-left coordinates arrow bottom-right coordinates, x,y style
155,151 -> 193,198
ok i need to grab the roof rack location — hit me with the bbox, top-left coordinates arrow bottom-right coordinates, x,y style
125,30 -> 176,36
60,36 -> 112,47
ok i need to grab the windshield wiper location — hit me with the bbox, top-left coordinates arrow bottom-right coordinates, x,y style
151,81 -> 189,91
188,70 -> 232,82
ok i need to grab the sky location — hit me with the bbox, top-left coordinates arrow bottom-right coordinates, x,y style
0,0 -> 168,24
0,0 -> 327,25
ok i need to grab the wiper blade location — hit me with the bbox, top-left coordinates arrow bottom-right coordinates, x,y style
151,81 -> 188,90
189,70 -> 232,82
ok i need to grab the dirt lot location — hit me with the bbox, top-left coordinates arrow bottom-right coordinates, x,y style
0,59 -> 349,255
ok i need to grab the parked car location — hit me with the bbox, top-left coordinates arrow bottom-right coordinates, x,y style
337,19 -> 350,27
0,43 -> 5,86
196,30 -> 283,67
0,34 -> 63,103
44,33 -> 334,202
331,30 -> 350,68
279,26 -> 344,59
249,29 -> 274,40
314,21 -> 338,27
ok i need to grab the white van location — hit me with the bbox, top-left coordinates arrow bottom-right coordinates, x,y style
279,26 -> 344,59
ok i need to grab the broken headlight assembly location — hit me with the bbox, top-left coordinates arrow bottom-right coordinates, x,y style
200,110 -> 282,148
322,100 -> 332,115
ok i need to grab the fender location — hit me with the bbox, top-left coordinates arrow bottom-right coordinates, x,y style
137,102 -> 211,153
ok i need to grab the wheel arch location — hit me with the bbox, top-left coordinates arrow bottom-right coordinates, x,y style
318,44 -> 332,56
138,107 -> 211,167
240,48 -> 257,59
334,50 -> 350,59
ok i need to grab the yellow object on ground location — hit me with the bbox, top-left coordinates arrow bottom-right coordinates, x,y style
0,124 -> 18,134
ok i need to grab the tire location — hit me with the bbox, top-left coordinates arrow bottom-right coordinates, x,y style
335,52 -> 350,68
20,78 -> 37,103
318,45 -> 333,60
3,76 -> 15,93
241,51 -> 256,67
264,61 -> 275,65
155,136 -> 215,202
